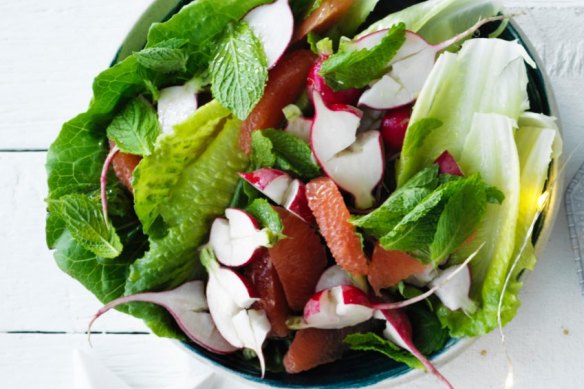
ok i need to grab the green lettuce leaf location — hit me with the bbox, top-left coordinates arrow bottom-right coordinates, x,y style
333,0 -> 380,37
357,0 -> 502,44
438,113 -> 520,336
320,23 -> 406,91
398,38 -> 534,186
133,100 -> 231,234
210,21 -> 268,120
126,114 -> 249,295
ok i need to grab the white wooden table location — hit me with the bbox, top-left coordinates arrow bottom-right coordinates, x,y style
1,1 -> 583,388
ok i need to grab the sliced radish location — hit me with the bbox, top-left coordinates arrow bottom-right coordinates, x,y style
308,56 -> 362,106
157,83 -> 198,133
375,309 -> 453,389
240,168 -> 314,223
301,285 -> 374,329
311,92 -> 384,209
435,151 -> 464,176
430,264 -> 476,313
232,309 -> 271,377
311,92 -> 363,162
244,0 -> 294,69
88,281 -> 237,354
283,105 -> 312,143
357,16 -> 507,110
209,209 -> 270,267
202,247 -> 271,375
316,265 -> 369,293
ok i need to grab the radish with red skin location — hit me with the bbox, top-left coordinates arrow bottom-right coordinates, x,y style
87,281 -> 237,354
435,151 -> 464,176
239,169 -> 314,223
300,285 -> 374,329
308,56 -> 362,106
209,208 -> 271,267
202,248 -> 271,376
315,265 -> 369,293
243,0 -> 294,69
379,104 -> 413,152
310,92 -> 384,209
357,16 -> 507,110
375,309 -> 453,389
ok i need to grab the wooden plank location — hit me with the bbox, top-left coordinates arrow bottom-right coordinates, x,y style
1,0 -> 584,150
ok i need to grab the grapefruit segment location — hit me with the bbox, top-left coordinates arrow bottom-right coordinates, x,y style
109,141 -> 141,192
283,321 -> 375,374
368,243 -> 427,295
306,177 -> 369,276
244,252 -> 290,337
268,207 -> 327,311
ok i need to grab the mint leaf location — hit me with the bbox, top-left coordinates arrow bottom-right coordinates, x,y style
250,129 -> 321,179
262,129 -> 322,179
151,38 -> 188,49
345,332 -> 422,369
106,98 -> 161,156
210,22 -> 268,120
48,194 -> 123,259
251,130 -> 276,170
319,23 -> 406,91
135,47 -> 188,74
352,165 -> 440,238
246,198 -> 284,237
430,174 -> 487,263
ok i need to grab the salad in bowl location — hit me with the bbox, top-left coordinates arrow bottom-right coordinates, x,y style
45,0 -> 562,387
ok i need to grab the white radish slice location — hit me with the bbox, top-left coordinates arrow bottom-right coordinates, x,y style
232,309 -> 271,377
358,16 -> 507,110
375,309 -> 454,389
430,265 -> 476,313
311,92 -> 363,162
244,0 -> 294,69
88,281 -> 237,354
209,209 -> 270,267
157,84 -> 198,133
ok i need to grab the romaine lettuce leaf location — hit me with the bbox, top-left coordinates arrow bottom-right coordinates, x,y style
357,0 -> 502,44
398,38 -> 534,186
437,113 -> 520,336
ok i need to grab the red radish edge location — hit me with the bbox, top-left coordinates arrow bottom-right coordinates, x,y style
435,151 -> 464,176
100,145 -> 119,223
87,281 -> 237,355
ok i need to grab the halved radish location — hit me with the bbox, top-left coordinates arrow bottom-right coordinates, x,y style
358,16 -> 507,110
379,104 -> 413,152
88,281 -> 236,354
311,92 -> 384,209
430,264 -> 476,313
209,208 -> 271,267
435,150 -> 464,176
283,105 -> 312,143
308,56 -> 362,106
240,168 -> 314,223
244,0 -> 294,69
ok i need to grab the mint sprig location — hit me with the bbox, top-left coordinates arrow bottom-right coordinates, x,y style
210,22 -> 268,120
319,23 -> 406,91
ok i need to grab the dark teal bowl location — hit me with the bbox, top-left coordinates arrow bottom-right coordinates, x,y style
114,1 -> 560,387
